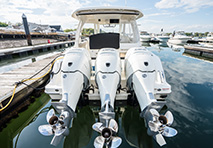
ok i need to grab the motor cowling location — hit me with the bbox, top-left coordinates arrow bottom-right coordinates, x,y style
95,48 -> 121,108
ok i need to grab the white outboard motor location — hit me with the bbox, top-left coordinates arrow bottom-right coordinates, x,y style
125,47 -> 177,146
95,48 -> 121,109
60,48 -> 91,111
92,48 -> 122,148
39,48 -> 91,146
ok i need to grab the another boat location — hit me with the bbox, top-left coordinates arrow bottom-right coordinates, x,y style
168,31 -> 191,45
38,6 -> 177,147
198,32 -> 213,47
140,31 -> 151,42
155,33 -> 170,42
207,32 -> 213,40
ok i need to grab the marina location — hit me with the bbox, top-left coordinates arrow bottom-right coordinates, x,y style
0,1 -> 213,148
0,43 -> 212,148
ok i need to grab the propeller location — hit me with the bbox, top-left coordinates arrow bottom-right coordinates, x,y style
147,109 -> 177,146
38,109 -> 70,146
92,119 -> 122,148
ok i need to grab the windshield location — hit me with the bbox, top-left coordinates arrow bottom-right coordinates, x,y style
81,21 -> 138,43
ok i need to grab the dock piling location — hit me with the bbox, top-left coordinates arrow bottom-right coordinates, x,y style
22,14 -> 32,46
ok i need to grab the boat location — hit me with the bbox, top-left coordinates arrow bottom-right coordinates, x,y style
155,33 -> 170,42
198,32 -> 213,47
38,6 -> 177,147
168,31 -> 191,45
207,32 -> 213,40
140,31 -> 151,42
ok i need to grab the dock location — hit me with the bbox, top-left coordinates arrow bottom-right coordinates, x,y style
0,31 -> 71,40
0,54 -> 62,117
184,45 -> 213,58
0,41 -> 74,61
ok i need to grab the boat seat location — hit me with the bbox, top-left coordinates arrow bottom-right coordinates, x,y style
89,33 -> 120,49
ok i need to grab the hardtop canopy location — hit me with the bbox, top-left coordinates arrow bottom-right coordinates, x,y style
72,6 -> 143,23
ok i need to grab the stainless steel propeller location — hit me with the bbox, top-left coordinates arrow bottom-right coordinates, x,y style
147,109 -> 177,146
38,108 -> 70,146
92,119 -> 122,148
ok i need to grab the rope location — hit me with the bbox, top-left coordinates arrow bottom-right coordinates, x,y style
0,56 -> 64,112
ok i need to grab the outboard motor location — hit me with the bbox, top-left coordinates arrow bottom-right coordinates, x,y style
39,48 -> 91,146
125,47 -> 177,146
92,48 -> 122,148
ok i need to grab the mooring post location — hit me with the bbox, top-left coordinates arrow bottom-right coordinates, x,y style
22,14 -> 32,46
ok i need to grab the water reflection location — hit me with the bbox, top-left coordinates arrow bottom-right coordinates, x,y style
141,42 -> 151,47
151,42 -> 168,48
167,43 -> 184,52
149,46 -> 213,148
122,106 -> 153,148
64,106 -> 95,148
0,94 -> 50,148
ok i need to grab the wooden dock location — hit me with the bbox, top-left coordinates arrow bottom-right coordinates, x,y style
0,41 -> 74,61
0,31 -> 71,40
0,54 -> 61,116
184,45 -> 213,58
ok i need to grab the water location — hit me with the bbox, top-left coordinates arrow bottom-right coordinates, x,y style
0,43 -> 213,148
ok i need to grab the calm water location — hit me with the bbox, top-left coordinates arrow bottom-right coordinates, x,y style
0,43 -> 213,148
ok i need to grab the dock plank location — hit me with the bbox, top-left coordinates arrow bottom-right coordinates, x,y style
0,54 -> 59,103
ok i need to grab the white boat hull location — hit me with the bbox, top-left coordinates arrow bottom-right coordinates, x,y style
168,38 -> 189,45
156,36 -> 170,42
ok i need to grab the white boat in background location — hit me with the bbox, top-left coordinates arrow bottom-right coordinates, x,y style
207,32 -> 213,40
140,31 -> 151,42
156,33 -> 170,42
198,32 -> 213,47
168,31 -> 191,45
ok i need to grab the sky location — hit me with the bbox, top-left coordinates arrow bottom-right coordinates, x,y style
0,0 -> 213,33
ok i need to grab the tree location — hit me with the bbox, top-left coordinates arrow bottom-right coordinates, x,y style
204,32 -> 209,37
64,29 -> 77,32
0,22 -> 8,27
82,28 -> 94,36
194,32 -> 199,37
185,32 -> 193,36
